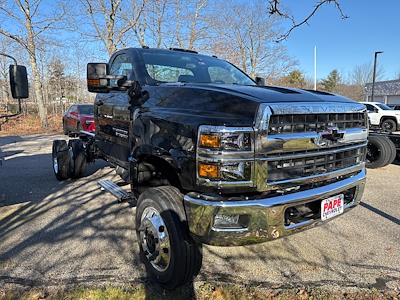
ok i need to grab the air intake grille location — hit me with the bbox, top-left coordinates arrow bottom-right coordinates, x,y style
269,113 -> 367,134
267,146 -> 366,183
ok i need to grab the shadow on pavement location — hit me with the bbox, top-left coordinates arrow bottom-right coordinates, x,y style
0,134 -> 199,298
360,202 -> 400,225
0,134 -> 399,297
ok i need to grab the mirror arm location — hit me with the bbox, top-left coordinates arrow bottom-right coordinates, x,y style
0,52 -> 17,65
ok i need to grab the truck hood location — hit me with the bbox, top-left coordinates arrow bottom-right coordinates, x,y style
147,83 -> 365,128
180,83 -> 357,104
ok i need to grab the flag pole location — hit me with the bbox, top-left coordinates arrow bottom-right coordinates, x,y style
314,46 -> 317,91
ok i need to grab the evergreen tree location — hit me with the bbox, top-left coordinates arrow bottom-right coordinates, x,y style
284,70 -> 306,87
320,69 -> 341,92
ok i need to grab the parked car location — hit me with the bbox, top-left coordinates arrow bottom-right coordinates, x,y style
63,104 -> 95,135
361,101 -> 400,132
387,104 -> 400,110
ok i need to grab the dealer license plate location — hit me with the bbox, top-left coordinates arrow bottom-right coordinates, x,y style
321,194 -> 344,221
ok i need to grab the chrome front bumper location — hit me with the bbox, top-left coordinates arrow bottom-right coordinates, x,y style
183,169 -> 366,246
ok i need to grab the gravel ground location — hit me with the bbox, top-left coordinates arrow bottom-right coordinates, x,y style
0,134 -> 399,293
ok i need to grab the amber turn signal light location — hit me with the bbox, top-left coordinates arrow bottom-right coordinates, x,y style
88,79 -> 100,86
198,163 -> 219,178
199,134 -> 220,148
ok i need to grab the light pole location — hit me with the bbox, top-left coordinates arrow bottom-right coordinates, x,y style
371,51 -> 383,102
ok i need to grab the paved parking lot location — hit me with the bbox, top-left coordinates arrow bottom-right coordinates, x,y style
0,134 -> 399,292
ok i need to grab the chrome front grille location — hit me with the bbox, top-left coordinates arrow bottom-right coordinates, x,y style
254,102 -> 368,192
269,112 -> 367,134
267,145 -> 366,183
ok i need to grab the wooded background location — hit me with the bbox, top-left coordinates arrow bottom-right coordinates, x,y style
0,0 -> 390,128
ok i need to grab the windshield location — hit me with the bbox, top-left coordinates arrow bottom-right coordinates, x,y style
78,105 -> 94,115
376,103 -> 392,110
142,50 -> 255,86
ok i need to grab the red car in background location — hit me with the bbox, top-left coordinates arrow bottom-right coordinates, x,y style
63,104 -> 95,135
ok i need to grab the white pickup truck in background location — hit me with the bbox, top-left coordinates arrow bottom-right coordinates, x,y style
361,101 -> 400,132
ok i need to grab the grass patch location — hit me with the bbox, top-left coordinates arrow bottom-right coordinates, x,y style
0,114 -> 62,136
1,283 -> 399,300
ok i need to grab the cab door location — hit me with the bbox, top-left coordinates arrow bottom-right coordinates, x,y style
365,104 -> 380,125
95,52 -> 135,166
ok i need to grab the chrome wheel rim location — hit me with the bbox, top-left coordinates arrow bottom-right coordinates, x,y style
53,156 -> 59,173
139,206 -> 171,272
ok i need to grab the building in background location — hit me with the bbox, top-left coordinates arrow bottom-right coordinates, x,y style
365,80 -> 400,104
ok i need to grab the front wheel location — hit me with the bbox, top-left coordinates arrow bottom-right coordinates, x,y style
135,186 -> 202,289
381,119 -> 397,132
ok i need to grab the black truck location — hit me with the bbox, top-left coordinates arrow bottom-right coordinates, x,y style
51,47 -> 368,289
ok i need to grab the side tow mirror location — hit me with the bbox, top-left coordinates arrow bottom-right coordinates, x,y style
87,63 -> 110,93
9,65 -> 29,99
255,76 -> 266,86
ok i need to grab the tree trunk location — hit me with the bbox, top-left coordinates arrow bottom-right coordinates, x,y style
24,2 -> 47,127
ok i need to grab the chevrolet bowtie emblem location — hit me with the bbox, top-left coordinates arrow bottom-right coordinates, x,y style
314,127 -> 344,146
320,127 -> 344,141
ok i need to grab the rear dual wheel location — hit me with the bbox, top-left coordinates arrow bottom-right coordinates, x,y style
136,186 -> 203,290
68,139 -> 87,178
52,140 -> 70,180
366,135 -> 396,169
52,139 -> 87,180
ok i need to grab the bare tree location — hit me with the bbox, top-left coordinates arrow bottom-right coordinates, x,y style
126,0 -> 209,50
134,0 -> 168,48
0,0 -> 65,127
82,0 -> 125,55
345,62 -> 385,101
80,0 -> 146,55
123,0 -> 148,47
268,0 -> 348,41
171,0 -> 210,50
349,62 -> 385,87
210,1 -> 296,79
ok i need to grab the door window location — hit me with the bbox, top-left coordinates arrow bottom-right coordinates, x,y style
110,54 -> 134,86
208,66 -> 236,84
68,105 -> 77,114
365,104 -> 377,112
145,64 -> 194,82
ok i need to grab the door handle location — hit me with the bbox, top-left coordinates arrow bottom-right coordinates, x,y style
96,100 -> 104,106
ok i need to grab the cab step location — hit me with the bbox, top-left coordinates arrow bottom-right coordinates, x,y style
98,179 -> 136,205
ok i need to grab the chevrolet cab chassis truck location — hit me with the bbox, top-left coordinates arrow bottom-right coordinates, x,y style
51,48 -> 368,289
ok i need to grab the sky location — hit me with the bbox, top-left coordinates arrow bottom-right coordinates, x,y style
283,0 -> 400,81
2,0 -> 399,82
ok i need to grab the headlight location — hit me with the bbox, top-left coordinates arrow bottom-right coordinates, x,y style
197,125 -> 254,187
198,126 -> 252,151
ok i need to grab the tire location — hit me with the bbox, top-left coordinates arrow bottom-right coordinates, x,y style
77,122 -> 82,134
381,119 -> 397,132
68,139 -> 87,178
63,121 -> 68,135
135,186 -> 202,289
380,136 -> 397,166
52,140 -> 71,180
366,135 -> 393,169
